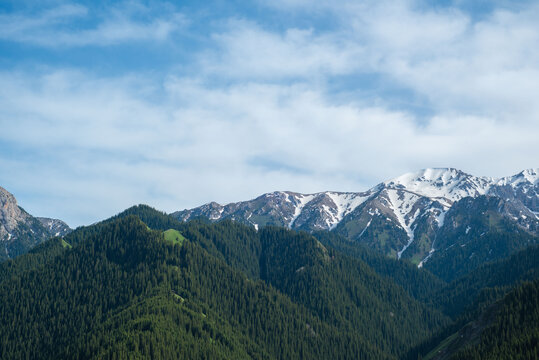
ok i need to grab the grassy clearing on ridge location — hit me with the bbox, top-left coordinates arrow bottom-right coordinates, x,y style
163,229 -> 185,246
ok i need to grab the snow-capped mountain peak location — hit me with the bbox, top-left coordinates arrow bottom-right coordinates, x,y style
383,168 -> 492,204
172,167 -> 538,264
497,168 -> 539,187
522,168 -> 539,185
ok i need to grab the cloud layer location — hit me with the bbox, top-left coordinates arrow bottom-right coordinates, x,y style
0,0 -> 538,226
0,3 -> 186,46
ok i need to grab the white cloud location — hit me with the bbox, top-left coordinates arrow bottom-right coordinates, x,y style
238,1 -> 539,123
199,20 -> 364,80
364,3 -> 539,121
1,0 -> 538,226
1,68 -> 537,226
0,4 -> 87,34
0,2 -> 186,46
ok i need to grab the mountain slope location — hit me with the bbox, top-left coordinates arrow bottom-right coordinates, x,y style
0,207 -> 452,359
403,244 -> 539,360
257,227 -> 449,357
422,279 -> 539,360
428,246 -> 539,319
0,216 -> 376,359
172,168 -> 539,267
176,217 -> 451,357
0,186 -> 71,261
422,196 -> 538,281
313,231 -> 446,301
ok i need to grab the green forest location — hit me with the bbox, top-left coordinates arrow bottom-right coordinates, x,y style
0,205 -> 537,359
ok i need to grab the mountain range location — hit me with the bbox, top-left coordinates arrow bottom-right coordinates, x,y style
0,174 -> 537,359
173,168 -> 539,271
0,204 -> 536,359
1,167 -> 537,274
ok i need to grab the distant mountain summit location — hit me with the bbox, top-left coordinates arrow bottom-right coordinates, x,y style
173,190 -> 375,231
172,168 -> 539,269
0,186 -> 71,260
36,217 -> 72,238
384,168 -> 492,204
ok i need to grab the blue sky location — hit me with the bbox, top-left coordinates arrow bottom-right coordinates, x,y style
1,0 -> 538,226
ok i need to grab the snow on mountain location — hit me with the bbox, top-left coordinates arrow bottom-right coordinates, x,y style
173,190 -> 375,231
521,168 -> 539,185
383,189 -> 422,259
372,168 -> 495,260
174,169 -> 538,232
491,168 -> 539,213
435,208 -> 447,227
172,168 -> 539,263
384,168 -> 492,205
292,191 -> 373,230
36,217 -> 72,237
497,168 -> 539,187
287,193 -> 316,228
326,192 -> 371,229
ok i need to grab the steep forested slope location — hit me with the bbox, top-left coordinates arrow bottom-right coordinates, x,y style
423,196 -> 538,282
0,205 -> 536,359
0,208 -> 451,359
0,216 -> 378,359
314,231 -> 447,301
421,280 -> 539,360
427,246 -> 539,319
406,246 -> 539,360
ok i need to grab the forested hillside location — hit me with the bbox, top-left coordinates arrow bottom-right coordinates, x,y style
420,280 -> 539,360
0,205 -> 536,359
0,208 -> 445,359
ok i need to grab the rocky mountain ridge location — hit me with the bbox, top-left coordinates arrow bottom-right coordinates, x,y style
36,217 -> 72,237
0,186 -> 71,260
173,168 -> 539,265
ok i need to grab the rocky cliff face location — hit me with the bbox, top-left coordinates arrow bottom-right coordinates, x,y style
1,187 -> 25,237
0,186 -> 71,260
